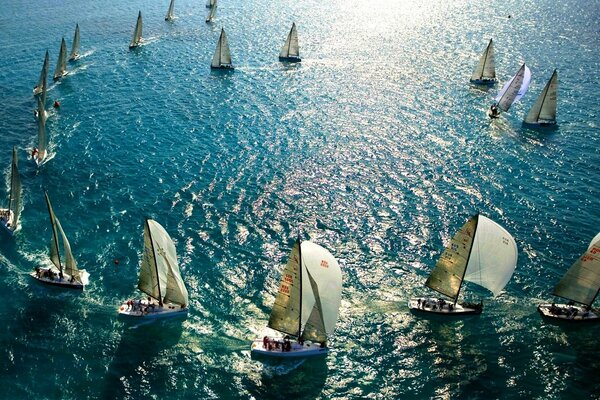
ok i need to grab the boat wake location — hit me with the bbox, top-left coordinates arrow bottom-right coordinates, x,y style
77,49 -> 95,59
139,36 -> 160,46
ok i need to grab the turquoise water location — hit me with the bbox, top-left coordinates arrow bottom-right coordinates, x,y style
1,0 -> 599,398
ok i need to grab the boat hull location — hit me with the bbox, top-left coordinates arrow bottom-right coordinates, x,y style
0,209 -> 15,236
30,267 -> 89,290
537,303 -> 599,322
408,297 -> 483,315
522,120 -> 558,128
53,71 -> 68,82
250,339 -> 329,358
211,65 -> 234,70
470,78 -> 496,85
33,86 -> 43,96
118,300 -> 188,319
279,56 -> 301,63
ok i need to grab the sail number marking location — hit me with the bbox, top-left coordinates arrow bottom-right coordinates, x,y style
280,284 -> 290,294
320,260 -> 329,268
284,274 -> 293,283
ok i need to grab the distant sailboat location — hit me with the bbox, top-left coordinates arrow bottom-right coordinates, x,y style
53,38 -> 68,81
538,234 -> 600,322
69,23 -> 80,61
206,0 -> 216,8
205,0 -> 217,23
488,63 -> 531,118
165,0 -> 175,21
30,191 -> 90,290
211,28 -> 234,70
523,69 -> 558,126
33,50 -> 49,96
251,239 -> 342,358
118,219 -> 189,319
0,147 -> 22,236
470,39 -> 496,84
130,11 -> 143,49
279,23 -> 301,63
35,96 -> 48,166
408,214 -> 518,315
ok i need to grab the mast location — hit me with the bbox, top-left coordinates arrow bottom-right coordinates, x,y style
146,218 -> 163,306
44,191 -> 63,274
297,237 -> 303,338
453,214 -> 479,305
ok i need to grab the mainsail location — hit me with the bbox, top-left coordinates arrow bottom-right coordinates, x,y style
137,219 -> 188,306
280,23 -> 300,59
495,64 -> 531,112
8,147 -> 21,228
552,236 -> 600,306
426,215 -> 517,302
206,0 -> 215,8
130,11 -> 143,48
206,2 -> 217,22
524,69 -> 558,125
69,24 -> 80,61
37,97 -> 47,163
211,28 -> 232,68
53,38 -> 68,80
35,51 -> 49,94
470,39 -> 495,82
165,0 -> 175,21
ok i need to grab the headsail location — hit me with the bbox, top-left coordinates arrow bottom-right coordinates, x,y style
495,64 -> 531,112
553,236 -> 600,306
280,23 -> 300,59
524,69 -> 558,125
69,23 -> 80,61
44,192 -> 62,272
8,147 -> 21,228
130,11 -> 143,48
470,39 -> 495,82
211,28 -> 232,68
53,38 -> 68,80
165,0 -> 175,21
55,218 -> 80,281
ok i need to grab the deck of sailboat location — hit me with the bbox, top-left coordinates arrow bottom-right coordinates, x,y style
0,209 -> 15,236
250,339 -> 328,358
118,300 -> 188,319
470,78 -> 496,85
537,304 -> 600,322
29,268 -> 88,290
408,297 -> 483,316
279,56 -> 301,63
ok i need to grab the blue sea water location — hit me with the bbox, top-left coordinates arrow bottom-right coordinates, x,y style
0,0 -> 599,398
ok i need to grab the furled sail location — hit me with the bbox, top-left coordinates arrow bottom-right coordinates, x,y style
211,28 -> 232,68
130,11 -> 143,48
9,147 -> 21,228
470,39 -> 495,82
495,64 -> 531,112
69,24 -> 80,61
553,237 -> 600,306
53,38 -> 68,80
280,23 -> 300,59
524,69 -> 558,124
165,0 -> 175,21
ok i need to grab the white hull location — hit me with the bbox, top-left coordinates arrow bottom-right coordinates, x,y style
538,303 -> 599,322
0,209 -> 15,236
118,299 -> 188,319
250,339 -> 329,358
30,267 -> 89,290
53,71 -> 68,81
408,297 -> 482,315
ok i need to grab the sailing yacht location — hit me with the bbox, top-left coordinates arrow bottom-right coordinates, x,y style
69,23 -> 80,61
0,147 -> 22,236
470,39 -> 496,85
205,0 -> 217,23
538,233 -> 600,322
118,219 -> 189,319
523,69 -> 558,126
35,95 -> 48,166
33,50 -> 49,96
30,192 -> 90,290
130,11 -> 143,49
251,239 -> 342,358
165,0 -> 175,21
206,0 -> 216,8
279,23 -> 301,62
488,63 -> 531,118
211,28 -> 234,70
408,214 -> 518,315
53,38 -> 68,81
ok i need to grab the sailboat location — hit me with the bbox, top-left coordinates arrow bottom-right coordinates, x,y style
523,69 -> 558,126
205,0 -> 217,23
488,63 -> 531,118
206,0 -> 216,8
33,50 -> 49,96
0,147 -> 22,236
118,219 -> 189,319
279,23 -> 301,63
470,39 -> 496,85
408,214 -> 518,315
251,239 -> 342,358
53,38 -> 68,81
538,234 -> 600,322
35,95 -> 48,166
130,11 -> 143,49
211,28 -> 234,70
165,0 -> 175,21
69,23 -> 80,61
30,191 -> 90,290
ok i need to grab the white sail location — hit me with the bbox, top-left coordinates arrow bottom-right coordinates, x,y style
463,215 -> 518,297
495,64 -> 531,112
44,192 -> 62,270
55,217 -> 80,280
35,51 -> 49,94
280,23 -> 300,59
130,11 -> 143,48
165,0 -> 175,21
553,236 -> 600,306
206,3 -> 217,22
470,39 -> 495,82
37,97 -> 47,163
211,28 -> 232,68
589,233 -> 600,251
53,38 -> 68,80
69,24 -> 80,61
299,241 -> 342,340
524,69 -> 558,125
8,147 -> 21,228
